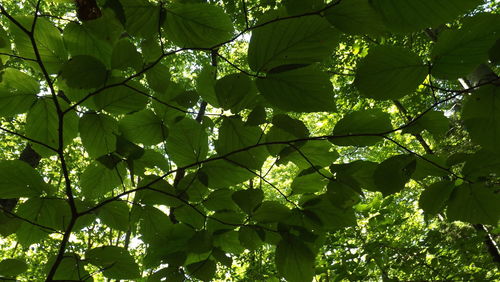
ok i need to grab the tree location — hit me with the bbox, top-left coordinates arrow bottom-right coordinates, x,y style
0,0 -> 499,281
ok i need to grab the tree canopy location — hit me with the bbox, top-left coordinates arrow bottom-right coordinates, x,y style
0,0 -> 499,281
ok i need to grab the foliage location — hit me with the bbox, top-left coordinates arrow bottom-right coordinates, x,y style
0,0 -> 499,281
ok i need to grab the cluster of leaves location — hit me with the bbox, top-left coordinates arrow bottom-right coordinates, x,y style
0,0 -> 499,281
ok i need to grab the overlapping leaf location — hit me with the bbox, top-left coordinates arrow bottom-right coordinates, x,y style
248,12 -> 339,72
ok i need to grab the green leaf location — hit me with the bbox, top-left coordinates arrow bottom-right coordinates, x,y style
302,195 -> 357,231
0,212 -> 21,237
136,176 -> 181,207
215,117 -> 268,170
0,26 -> 10,65
45,253 -> 90,281
256,65 -> 334,112
0,68 -> 38,117
186,259 -> 216,281
253,201 -> 290,223
355,46 -> 427,100
146,63 -> 171,93
278,141 -> 339,169
238,226 -> 264,250
122,0 -> 161,38
403,110 -> 450,137
0,160 -> 48,198
447,183 -> 500,225
86,246 -> 141,279
211,221 -> 242,241
412,154 -> 449,180
115,135 -> 145,160
187,230 -> 213,254
16,198 -> 71,246
265,114 -> 309,155
462,149 -> 500,180
246,105 -> 267,126
213,229 -> 245,254
327,181 -> 360,208
174,205 -> 205,229
324,0 -> 388,35
119,109 -> 168,146
276,236 -> 315,282
133,149 -> 170,176
80,162 -> 127,199
176,173 -> 209,203
196,65 -> 219,107
200,159 -> 254,189
93,79 -> 149,114
204,189 -> 238,211
431,14 -> 500,79
61,55 -> 107,89
373,155 -> 416,196
26,98 -> 79,156
10,17 -> 67,74
143,224 -> 193,267
419,181 -> 455,217
248,12 -> 339,72
207,210 -> 245,232
166,118 -> 208,167
331,161 -> 378,193
0,259 -> 27,277
232,189 -> 264,214
132,205 -> 172,244
291,167 -> 331,194
489,38 -> 500,65
331,109 -> 392,146
111,39 -> 143,71
147,267 -> 184,282
79,113 -> 119,158
63,15 -> 122,67
164,3 -> 234,48
462,85 -> 500,150
141,36 -> 163,63
273,114 -> 310,138
371,0 -> 482,33
97,201 -> 130,231
215,73 -> 256,111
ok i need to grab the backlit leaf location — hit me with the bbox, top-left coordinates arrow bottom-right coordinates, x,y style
355,46 -> 427,100
256,65 -> 335,112
86,246 -> 141,279
164,3 -> 234,48
248,12 -> 339,72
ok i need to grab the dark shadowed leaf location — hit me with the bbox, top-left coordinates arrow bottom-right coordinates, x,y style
419,181 -> 455,217
373,155 -> 416,196
86,246 -> 141,279
0,259 -> 27,278
61,55 -> 107,89
276,235 -> 315,282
